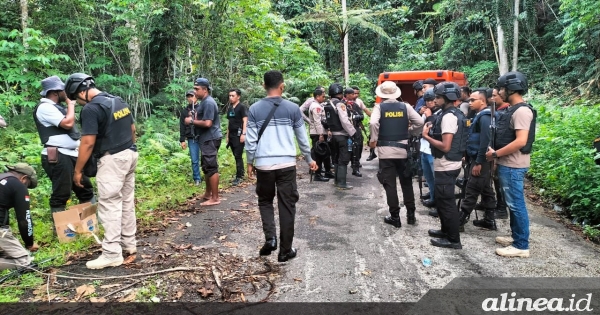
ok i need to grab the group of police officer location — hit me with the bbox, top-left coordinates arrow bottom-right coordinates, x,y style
304,71 -> 536,257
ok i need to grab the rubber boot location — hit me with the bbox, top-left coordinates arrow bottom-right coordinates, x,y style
335,165 -> 353,190
473,209 -> 497,230
333,165 -> 339,186
407,209 -> 416,225
458,210 -> 470,232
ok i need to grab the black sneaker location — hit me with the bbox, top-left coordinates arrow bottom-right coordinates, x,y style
384,215 -> 401,228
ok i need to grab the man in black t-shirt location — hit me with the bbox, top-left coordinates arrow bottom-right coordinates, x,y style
226,88 -> 248,185
65,73 -> 138,270
0,163 -> 39,270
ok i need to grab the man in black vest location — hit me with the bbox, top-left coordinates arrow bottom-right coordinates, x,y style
65,73 -> 138,269
458,89 -> 497,231
370,81 -> 424,227
323,83 -> 356,189
344,88 -> 365,177
422,82 -> 468,249
486,71 -> 536,258
0,163 -> 38,270
34,76 -> 95,220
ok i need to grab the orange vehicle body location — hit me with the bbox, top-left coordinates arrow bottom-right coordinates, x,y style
375,70 -> 468,105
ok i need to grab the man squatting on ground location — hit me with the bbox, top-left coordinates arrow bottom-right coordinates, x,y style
246,70 -> 317,262
0,164 -> 39,270
369,81 -> 424,228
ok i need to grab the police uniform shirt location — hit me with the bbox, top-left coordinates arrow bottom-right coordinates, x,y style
497,106 -> 533,169
308,100 -> 325,136
80,93 -> 134,139
459,101 -> 469,116
370,100 -> 423,159
331,99 -> 356,137
433,113 -> 462,172
355,98 -> 367,111
36,98 -> 80,157
299,97 -> 313,123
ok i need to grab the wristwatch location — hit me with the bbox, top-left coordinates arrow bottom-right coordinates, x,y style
492,151 -> 498,158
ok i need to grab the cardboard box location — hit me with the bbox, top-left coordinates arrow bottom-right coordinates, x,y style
53,202 -> 99,243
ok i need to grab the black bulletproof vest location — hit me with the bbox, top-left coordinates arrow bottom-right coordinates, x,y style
378,102 -> 409,141
348,101 -> 364,128
431,106 -> 469,161
494,102 -> 536,154
33,102 -> 81,145
90,94 -> 134,156
324,99 -> 343,132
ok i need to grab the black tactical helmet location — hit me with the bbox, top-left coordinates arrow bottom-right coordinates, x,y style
313,141 -> 331,158
433,82 -> 461,101
65,73 -> 95,100
412,80 -> 424,91
497,71 -> 528,94
423,88 -> 435,101
328,83 -> 343,97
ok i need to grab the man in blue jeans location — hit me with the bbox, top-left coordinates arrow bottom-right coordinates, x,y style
180,90 -> 201,185
486,71 -> 536,258
419,88 -> 439,213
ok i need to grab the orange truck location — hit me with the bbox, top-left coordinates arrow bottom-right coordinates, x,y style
375,70 -> 468,105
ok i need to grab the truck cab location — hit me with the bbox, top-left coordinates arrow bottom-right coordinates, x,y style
376,70 -> 468,105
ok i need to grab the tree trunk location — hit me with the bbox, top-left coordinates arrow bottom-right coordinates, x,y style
497,16 -> 509,75
342,0 -> 349,87
512,0 -> 520,71
126,20 -> 143,116
20,0 -> 27,48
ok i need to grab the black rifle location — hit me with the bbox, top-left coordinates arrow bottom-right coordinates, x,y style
0,256 -> 56,284
489,100 -> 497,185
406,136 -> 424,198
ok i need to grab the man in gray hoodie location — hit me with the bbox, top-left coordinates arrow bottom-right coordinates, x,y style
246,70 -> 317,262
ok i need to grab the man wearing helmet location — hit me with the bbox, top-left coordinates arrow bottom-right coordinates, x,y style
34,76 -> 95,224
323,83 -> 356,189
370,81 -> 424,228
422,82 -> 469,249
486,71 -> 536,258
65,73 -> 139,269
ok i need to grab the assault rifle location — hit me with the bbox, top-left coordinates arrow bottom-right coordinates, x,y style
0,256 -> 56,285
407,136 -> 424,199
489,100 -> 497,186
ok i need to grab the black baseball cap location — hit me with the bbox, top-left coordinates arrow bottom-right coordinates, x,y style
194,78 -> 212,90
185,89 -> 195,97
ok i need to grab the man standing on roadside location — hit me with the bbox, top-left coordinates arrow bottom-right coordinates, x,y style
65,73 -> 138,270
308,88 -> 333,182
179,89 -> 202,186
34,76 -> 95,222
190,78 -> 223,206
226,88 -> 247,186
246,70 -> 317,262
486,71 -> 536,258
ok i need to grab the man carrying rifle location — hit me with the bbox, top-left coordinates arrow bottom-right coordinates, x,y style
458,89 -> 497,231
344,88 -> 367,177
420,89 -> 440,215
370,81 -> 423,228
180,89 -> 201,185
0,163 -> 39,270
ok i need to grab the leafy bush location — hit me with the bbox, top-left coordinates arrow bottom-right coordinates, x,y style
460,60 -> 498,88
528,96 -> 600,223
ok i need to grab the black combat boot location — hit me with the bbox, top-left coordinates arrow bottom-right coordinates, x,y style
407,209 -> 416,225
351,166 -> 362,177
366,149 -> 377,161
335,166 -> 353,190
458,210 -> 470,232
384,215 -> 401,228
428,208 -> 439,217
474,202 -> 484,210
473,209 -> 497,230
314,172 -> 330,182
495,207 -> 508,219
324,170 -> 335,179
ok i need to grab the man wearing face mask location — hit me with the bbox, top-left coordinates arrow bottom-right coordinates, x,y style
65,73 -> 138,270
34,76 -> 95,224
0,163 -> 39,270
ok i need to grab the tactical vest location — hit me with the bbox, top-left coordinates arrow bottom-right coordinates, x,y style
348,101 -> 364,128
33,102 -> 81,145
466,108 -> 491,157
431,107 -> 469,161
378,102 -> 409,142
324,99 -> 343,132
494,102 -> 536,154
90,93 -> 134,157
